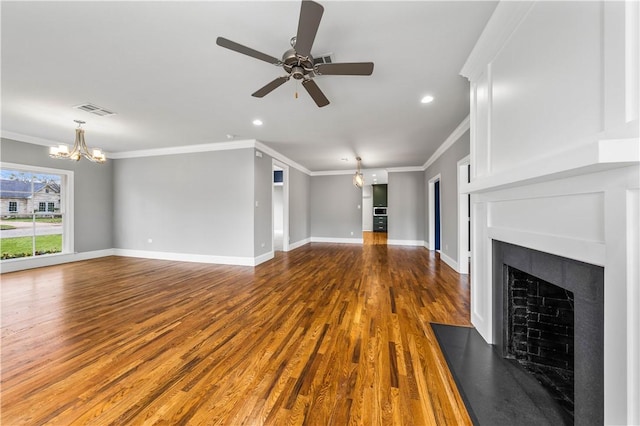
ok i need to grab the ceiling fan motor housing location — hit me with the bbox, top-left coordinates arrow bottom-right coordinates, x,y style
282,48 -> 314,78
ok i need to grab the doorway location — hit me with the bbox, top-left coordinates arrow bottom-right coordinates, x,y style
272,160 -> 289,252
428,174 -> 442,252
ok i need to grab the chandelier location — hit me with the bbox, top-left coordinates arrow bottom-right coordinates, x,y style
49,120 -> 106,163
353,156 -> 364,188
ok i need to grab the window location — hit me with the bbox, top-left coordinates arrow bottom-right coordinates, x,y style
1,163 -> 73,260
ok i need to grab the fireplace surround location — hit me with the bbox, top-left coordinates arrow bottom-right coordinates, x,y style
492,241 -> 604,424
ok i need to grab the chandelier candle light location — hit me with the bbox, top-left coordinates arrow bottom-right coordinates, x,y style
353,156 -> 364,188
49,120 -> 106,163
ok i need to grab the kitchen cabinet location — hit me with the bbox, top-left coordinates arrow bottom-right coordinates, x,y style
374,216 -> 387,232
373,184 -> 387,207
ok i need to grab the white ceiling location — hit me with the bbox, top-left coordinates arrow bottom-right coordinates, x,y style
1,1 -> 496,172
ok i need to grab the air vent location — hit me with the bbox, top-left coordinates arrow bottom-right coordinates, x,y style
73,103 -> 116,117
313,53 -> 333,66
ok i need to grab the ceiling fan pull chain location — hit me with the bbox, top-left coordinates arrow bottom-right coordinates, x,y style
295,80 -> 299,99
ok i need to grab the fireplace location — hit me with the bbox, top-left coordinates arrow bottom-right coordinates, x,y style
507,266 -> 575,420
492,241 -> 604,425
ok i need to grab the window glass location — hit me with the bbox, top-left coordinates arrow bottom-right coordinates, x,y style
1,167 -> 66,259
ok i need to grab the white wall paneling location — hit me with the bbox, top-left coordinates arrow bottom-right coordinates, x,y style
457,156 -> 470,274
626,188 -> 640,424
461,1 -> 639,423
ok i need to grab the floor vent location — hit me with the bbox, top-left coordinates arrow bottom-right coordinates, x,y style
73,103 -> 116,117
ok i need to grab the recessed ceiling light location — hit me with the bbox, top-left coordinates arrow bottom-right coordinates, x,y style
252,119 -> 263,126
372,174 -> 377,177
421,95 -> 434,104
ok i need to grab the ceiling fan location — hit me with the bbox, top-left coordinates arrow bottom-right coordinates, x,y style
216,0 -> 374,108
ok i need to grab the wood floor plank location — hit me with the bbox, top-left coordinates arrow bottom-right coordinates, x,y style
1,244 -> 472,425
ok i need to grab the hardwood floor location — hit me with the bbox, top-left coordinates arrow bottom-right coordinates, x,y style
1,243 -> 472,425
363,231 -> 387,245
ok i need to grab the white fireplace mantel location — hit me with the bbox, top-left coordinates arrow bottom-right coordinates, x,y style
465,138 -> 639,194
461,1 -> 639,424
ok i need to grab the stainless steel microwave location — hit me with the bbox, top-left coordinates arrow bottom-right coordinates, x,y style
373,207 -> 387,216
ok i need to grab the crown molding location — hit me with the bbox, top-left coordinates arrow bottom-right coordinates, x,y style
1,131 -> 63,148
107,139 -> 257,159
423,115 -> 471,170
254,141 -> 311,175
310,170 -> 354,176
1,130 -> 309,176
387,166 -> 424,173
460,1 -> 535,82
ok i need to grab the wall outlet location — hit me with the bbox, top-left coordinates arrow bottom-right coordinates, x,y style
357,204 -> 361,209
261,242 -> 265,248
255,200 -> 259,207
147,238 -> 153,243
350,231 -> 354,236
445,244 -> 448,250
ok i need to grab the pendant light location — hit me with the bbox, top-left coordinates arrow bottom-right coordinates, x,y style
49,120 -> 106,163
353,156 -> 364,188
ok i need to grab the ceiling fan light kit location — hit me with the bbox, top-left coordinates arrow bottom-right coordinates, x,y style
216,0 -> 374,107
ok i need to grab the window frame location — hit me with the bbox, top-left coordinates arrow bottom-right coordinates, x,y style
8,201 -> 17,213
1,162 -> 74,257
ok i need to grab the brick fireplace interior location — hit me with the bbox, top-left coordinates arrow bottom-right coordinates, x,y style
492,241 -> 604,425
507,266 -> 575,421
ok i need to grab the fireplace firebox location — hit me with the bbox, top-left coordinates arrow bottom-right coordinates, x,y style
492,241 -> 604,425
507,266 -> 575,419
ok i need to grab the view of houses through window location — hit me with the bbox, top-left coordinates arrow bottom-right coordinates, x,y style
0,167 -> 64,259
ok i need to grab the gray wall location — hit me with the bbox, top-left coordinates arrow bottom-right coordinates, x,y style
310,174 -> 362,239
424,129 -> 470,263
253,149 -> 272,256
113,148 -> 255,258
289,166 -> 310,244
388,171 -> 425,241
0,138 -> 114,252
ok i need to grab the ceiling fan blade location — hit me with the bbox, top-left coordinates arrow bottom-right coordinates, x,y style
252,76 -> 290,98
216,37 -> 281,65
316,62 -> 374,76
302,79 -> 330,107
295,0 -> 324,58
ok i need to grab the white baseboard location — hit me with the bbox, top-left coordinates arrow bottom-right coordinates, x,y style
113,249 -> 260,266
310,237 -> 363,244
439,251 -> 460,273
387,239 -> 426,247
254,251 -> 274,266
288,238 -> 311,251
1,249 -> 115,273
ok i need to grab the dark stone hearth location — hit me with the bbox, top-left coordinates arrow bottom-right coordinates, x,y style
432,323 -> 571,425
